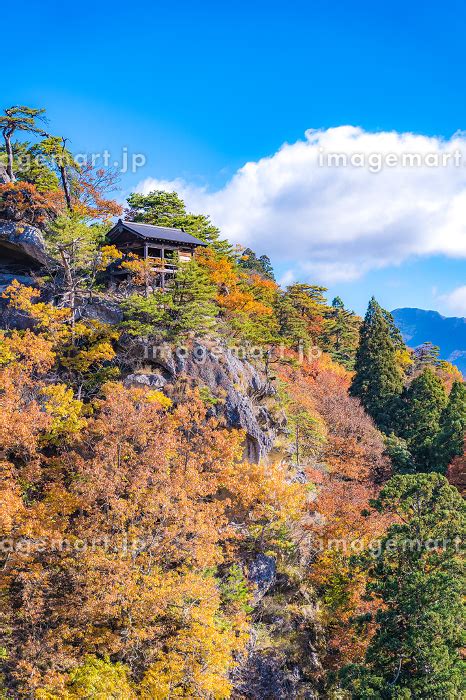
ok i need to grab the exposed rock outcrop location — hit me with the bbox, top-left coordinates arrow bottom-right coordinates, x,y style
77,297 -> 124,325
123,339 -> 287,462
0,220 -> 48,285
248,553 -> 277,602
0,165 -> 10,184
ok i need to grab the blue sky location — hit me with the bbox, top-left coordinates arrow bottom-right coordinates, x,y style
5,0 -> 466,315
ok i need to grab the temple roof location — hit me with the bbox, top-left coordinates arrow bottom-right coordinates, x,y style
108,220 -> 208,247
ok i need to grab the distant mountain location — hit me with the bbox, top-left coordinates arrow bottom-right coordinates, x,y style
392,307 -> 466,375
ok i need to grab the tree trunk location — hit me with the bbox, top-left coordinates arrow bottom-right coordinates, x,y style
58,244 -> 76,342
3,129 -> 15,181
59,164 -> 72,210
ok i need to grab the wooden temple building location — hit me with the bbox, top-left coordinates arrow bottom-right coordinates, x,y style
107,219 -> 207,287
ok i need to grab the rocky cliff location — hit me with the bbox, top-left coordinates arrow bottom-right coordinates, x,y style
124,339 -> 286,463
0,219 -> 48,291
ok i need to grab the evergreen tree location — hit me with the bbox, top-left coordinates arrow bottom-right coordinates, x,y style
400,367 -> 447,471
382,307 -> 405,351
384,433 -> 414,474
322,296 -> 361,369
412,341 -> 441,372
167,258 -> 218,338
339,473 -> 465,699
0,140 -> 60,192
350,298 -> 404,433
122,258 -> 217,341
434,380 -> 466,473
121,293 -> 167,338
126,190 -> 233,257
278,283 -> 330,350
0,105 -> 48,180
238,247 -> 275,280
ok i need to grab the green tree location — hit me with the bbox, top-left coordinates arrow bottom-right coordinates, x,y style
121,293 -> 167,338
238,247 -> 275,280
0,105 -> 48,181
165,258 -> 217,338
384,433 -> 414,474
39,135 -> 77,210
46,215 -> 110,324
122,258 -> 217,341
126,190 -> 232,256
0,140 -> 60,192
412,341 -> 441,373
339,473 -> 465,699
434,380 -> 466,473
322,296 -> 361,369
400,367 -> 447,471
278,283 -> 330,351
350,298 -> 404,433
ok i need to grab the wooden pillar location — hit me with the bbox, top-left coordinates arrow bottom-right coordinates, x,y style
144,242 -> 148,260
161,246 -> 165,289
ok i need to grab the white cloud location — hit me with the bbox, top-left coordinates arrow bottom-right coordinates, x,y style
136,126 -> 466,284
440,285 -> 466,315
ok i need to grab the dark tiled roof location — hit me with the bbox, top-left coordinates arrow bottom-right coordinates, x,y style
109,220 -> 207,246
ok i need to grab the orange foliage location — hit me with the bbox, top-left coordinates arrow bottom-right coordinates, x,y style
196,248 -> 279,340
0,181 -> 63,227
437,360 -> 464,393
277,353 -> 391,668
72,163 -> 123,219
0,344 -> 305,695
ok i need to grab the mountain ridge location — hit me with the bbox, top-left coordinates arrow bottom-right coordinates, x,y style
392,306 -> 466,375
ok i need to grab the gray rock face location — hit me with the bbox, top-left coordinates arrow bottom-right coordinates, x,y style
248,553 -> 276,602
129,340 -> 285,462
125,372 -> 167,390
0,220 -> 48,269
0,272 -> 35,294
0,165 -> 11,184
78,298 -> 124,325
232,652 -> 319,700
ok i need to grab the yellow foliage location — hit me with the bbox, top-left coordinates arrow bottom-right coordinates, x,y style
3,281 -> 71,343
40,384 -> 86,444
138,572 -> 246,699
96,245 -> 122,271
145,390 -> 172,408
396,347 -> 413,374
1,358 -> 308,698
0,329 -> 56,374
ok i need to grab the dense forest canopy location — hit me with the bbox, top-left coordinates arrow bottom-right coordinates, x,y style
0,105 -> 464,699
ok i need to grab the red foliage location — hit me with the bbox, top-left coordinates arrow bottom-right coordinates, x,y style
447,439 -> 466,495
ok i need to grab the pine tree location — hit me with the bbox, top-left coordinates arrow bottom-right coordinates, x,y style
322,296 -> 361,369
278,283 -> 330,350
350,298 -> 403,433
166,258 -> 218,339
400,367 -> 447,471
238,247 -> 275,280
339,473 -> 465,699
434,380 -> 466,473
121,259 -> 217,341
126,190 -> 233,256
412,341 -> 441,372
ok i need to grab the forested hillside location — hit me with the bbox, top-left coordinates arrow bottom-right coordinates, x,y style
0,106 -> 464,699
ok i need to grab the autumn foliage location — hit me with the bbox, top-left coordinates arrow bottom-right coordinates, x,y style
0,181 -> 62,228
0,286 -> 305,697
277,355 -> 392,669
